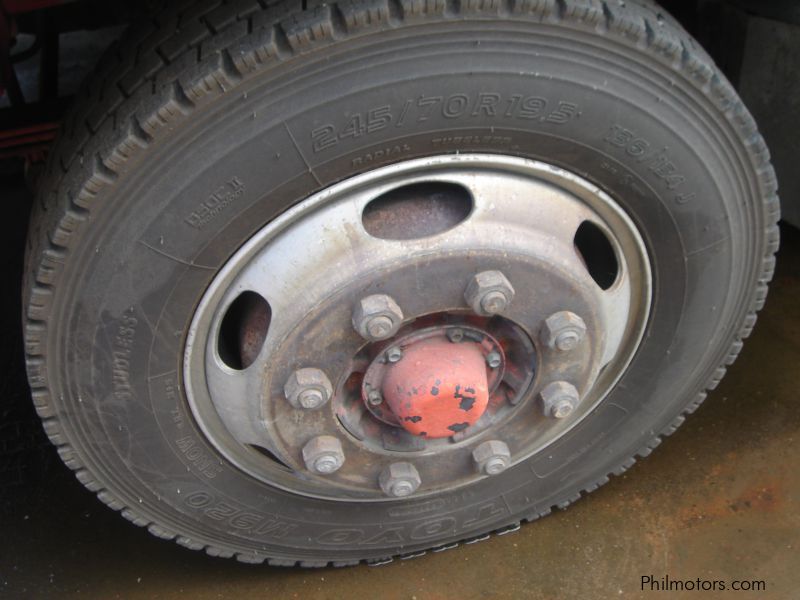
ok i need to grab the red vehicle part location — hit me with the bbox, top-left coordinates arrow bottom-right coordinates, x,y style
0,0 -> 68,160
381,337 -> 490,439
0,120 -> 56,158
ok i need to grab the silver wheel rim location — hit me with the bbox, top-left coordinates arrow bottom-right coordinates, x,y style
184,154 -> 652,501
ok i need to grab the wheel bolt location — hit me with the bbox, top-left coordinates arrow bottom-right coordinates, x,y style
481,291 -> 508,314
472,440 -> 511,475
367,389 -> 383,406
284,368 -> 333,410
379,462 -> 421,497
368,316 -> 394,339
298,389 -> 324,409
464,270 -> 515,316
385,346 -> 403,363
393,481 -> 415,496
552,399 -> 575,418
541,311 -> 587,352
446,328 -> 464,343
539,381 -> 580,419
485,351 -> 502,369
302,435 -> 345,474
352,294 -> 404,341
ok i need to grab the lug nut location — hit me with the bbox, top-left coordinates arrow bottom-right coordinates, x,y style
302,435 -> 345,474
385,347 -> 403,363
539,381 -> 580,419
284,368 -> 333,410
352,294 -> 404,341
472,440 -> 511,475
485,351 -> 502,369
541,311 -> 587,352
464,270 -> 515,316
379,462 -> 421,497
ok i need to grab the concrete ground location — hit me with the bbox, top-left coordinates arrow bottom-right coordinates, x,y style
1,172 -> 798,598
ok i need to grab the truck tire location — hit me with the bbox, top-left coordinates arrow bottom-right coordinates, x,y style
24,0 -> 779,565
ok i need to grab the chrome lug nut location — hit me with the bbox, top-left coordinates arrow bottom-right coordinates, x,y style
464,270 -> 515,316
541,311 -> 587,352
352,294 -> 404,341
485,351 -> 502,369
379,462 -> 421,497
539,381 -> 580,418
284,368 -> 333,410
302,435 -> 345,474
472,440 -> 511,475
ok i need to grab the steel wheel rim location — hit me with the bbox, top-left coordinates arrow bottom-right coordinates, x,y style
183,154 -> 652,501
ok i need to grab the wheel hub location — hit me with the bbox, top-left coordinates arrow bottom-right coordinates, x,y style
382,337 -> 489,438
183,154 -> 651,501
362,327 -> 505,438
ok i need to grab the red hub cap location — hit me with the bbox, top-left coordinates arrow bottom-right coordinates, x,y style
381,338 -> 491,438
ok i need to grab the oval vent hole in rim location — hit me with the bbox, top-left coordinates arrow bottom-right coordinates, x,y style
362,181 -> 473,240
574,220 -> 619,290
217,291 -> 271,370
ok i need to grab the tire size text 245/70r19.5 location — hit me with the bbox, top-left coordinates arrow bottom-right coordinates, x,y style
24,0 -> 779,566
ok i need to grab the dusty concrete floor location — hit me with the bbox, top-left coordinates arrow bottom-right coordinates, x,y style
1,173 -> 798,597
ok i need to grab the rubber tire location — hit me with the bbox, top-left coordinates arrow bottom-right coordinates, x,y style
24,0 -> 779,565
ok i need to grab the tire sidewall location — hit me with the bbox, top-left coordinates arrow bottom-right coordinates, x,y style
47,22 -> 753,559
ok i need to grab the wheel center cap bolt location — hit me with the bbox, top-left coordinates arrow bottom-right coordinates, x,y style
446,328 -> 464,343
385,346 -> 403,363
485,351 -> 502,369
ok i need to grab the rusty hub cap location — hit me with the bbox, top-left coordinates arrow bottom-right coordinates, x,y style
361,327 -> 506,438
382,338 -> 489,438
183,154 -> 652,501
